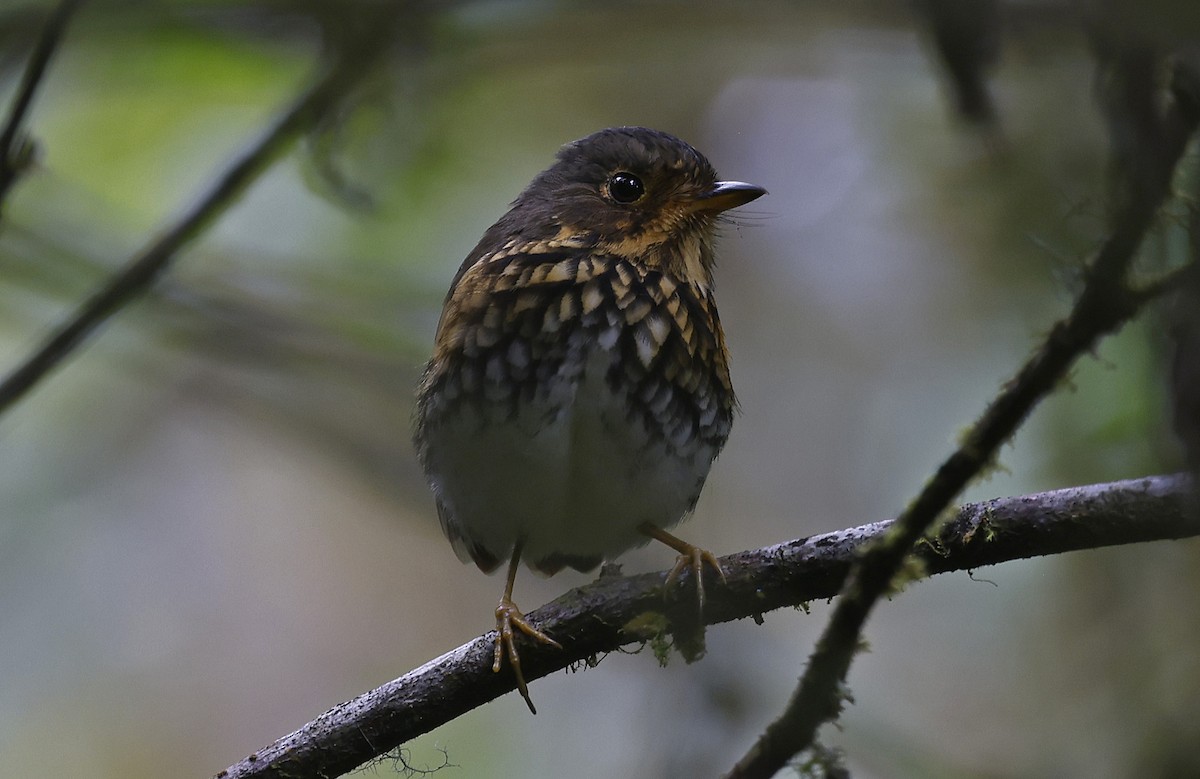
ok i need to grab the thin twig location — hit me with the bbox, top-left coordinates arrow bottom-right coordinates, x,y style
215,474 -> 1199,779
0,12 -> 397,416
0,0 -> 84,210
723,65 -> 1200,779
1133,259 -> 1200,306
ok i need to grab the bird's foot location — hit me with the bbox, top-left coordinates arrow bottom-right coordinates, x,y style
494,595 -> 562,714
665,543 -> 726,613
639,523 -> 727,614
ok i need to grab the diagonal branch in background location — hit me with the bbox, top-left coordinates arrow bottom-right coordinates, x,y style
723,64 -> 1200,779
0,8 -> 400,417
0,0 -> 83,213
215,474 -> 1200,779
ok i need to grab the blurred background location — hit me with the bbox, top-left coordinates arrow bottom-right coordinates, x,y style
0,1 -> 1197,777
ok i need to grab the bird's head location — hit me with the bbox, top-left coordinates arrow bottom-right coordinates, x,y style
508,126 -> 765,286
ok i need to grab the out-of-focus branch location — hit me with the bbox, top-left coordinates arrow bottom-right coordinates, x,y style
723,64 -> 1200,779
916,0 -> 1002,129
0,0 -> 83,212
1171,278 -> 1200,476
214,475 -> 1199,779
0,8 -> 399,417
1171,208 -> 1200,482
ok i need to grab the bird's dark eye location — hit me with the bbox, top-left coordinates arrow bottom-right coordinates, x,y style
606,172 -> 645,204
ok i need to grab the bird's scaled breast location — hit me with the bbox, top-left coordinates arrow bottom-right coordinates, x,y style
416,257 -> 734,570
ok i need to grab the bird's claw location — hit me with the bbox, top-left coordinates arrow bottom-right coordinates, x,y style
665,544 -> 726,613
494,596 -> 561,714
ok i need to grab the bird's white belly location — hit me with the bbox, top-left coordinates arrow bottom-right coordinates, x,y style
425,350 -> 715,570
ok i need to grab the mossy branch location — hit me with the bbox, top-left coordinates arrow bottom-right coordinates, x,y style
216,475 -> 1198,779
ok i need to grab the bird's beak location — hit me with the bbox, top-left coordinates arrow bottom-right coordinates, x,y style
688,180 -> 767,214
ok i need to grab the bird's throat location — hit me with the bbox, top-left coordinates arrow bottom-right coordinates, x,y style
597,227 -> 715,291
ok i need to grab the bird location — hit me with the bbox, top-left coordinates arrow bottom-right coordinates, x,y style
413,126 -> 765,713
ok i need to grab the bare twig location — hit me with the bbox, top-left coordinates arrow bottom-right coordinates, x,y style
0,10 -> 398,417
723,64 -> 1200,779
0,0 -> 84,211
216,475 -> 1199,779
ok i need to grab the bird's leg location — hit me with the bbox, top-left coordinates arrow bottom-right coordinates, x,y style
638,522 -> 726,613
494,539 -> 562,715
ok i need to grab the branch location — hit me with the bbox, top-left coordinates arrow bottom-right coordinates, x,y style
0,10 -> 398,417
0,0 -> 83,211
216,475 -> 1199,779
723,62 -> 1200,779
